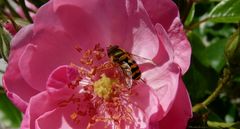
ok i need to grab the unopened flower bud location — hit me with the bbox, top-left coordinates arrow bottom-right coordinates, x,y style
3,23 -> 17,36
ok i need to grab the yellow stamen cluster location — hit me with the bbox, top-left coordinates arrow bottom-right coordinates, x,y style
93,74 -> 115,100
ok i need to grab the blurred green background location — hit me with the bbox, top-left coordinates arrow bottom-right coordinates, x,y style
1,0 -> 240,128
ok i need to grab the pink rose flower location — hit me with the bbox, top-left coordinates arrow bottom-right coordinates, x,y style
3,0 -> 192,129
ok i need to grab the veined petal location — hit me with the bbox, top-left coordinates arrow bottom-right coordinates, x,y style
168,18 -> 191,74
130,84 -> 163,124
18,31 -> 82,91
142,63 -> 180,119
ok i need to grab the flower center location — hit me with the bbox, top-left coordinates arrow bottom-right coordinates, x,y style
58,44 -> 139,128
93,74 -> 114,100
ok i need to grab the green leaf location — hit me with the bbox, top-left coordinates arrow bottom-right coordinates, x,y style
233,75 -> 240,82
208,121 -> 240,129
187,31 -> 205,63
188,31 -> 227,72
183,59 -> 218,104
204,39 -> 227,72
185,2 -> 196,26
0,91 -> 22,128
0,26 -> 11,62
209,0 -> 240,23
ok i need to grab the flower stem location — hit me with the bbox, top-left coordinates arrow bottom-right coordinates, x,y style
192,68 -> 231,112
185,17 -> 210,32
19,0 -> 33,23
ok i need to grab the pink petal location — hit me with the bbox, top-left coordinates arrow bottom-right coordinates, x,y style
21,88 -> 76,129
142,0 -> 191,74
151,79 -> 192,129
152,24 -> 174,66
46,65 -> 79,91
3,91 -> 27,113
21,66 -> 80,129
155,23 -> 191,74
130,84 -> 162,125
22,90 -> 92,129
36,106 -> 89,129
167,18 -> 192,74
53,0 -> 159,59
142,0 -> 178,30
17,1 -> 83,91
142,63 -> 181,119
21,91 -> 52,129
46,65 -> 82,98
33,1 -> 64,34
18,30 -> 82,91
3,25 -> 39,112
36,103 -> 111,129
35,109 -> 71,129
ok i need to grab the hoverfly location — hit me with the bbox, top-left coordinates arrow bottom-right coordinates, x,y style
107,45 -> 154,83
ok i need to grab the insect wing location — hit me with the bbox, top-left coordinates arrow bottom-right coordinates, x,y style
120,62 -> 133,88
129,53 -> 156,66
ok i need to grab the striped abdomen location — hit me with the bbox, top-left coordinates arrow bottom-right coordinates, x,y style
107,45 -> 141,80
